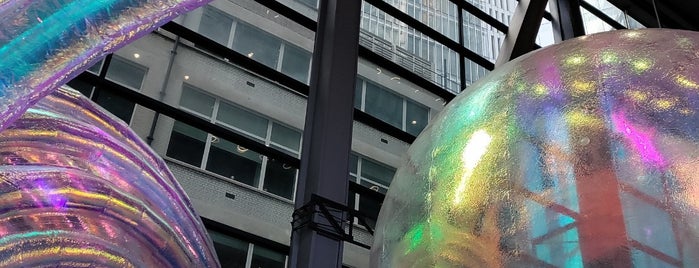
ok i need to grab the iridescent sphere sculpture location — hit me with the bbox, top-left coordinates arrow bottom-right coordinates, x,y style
0,86 -> 219,267
371,29 -> 699,267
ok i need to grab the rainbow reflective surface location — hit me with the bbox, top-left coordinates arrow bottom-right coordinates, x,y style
371,29 -> 699,267
0,86 -> 218,267
0,0 -> 209,131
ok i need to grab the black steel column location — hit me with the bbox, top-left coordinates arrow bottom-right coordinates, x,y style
288,0 -> 362,267
549,0 -> 586,42
457,8 -> 466,91
495,0 -> 548,67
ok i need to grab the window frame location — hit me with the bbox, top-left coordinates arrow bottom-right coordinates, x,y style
169,84 -> 302,201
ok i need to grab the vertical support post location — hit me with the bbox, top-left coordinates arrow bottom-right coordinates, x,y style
570,132 -> 633,267
549,0 -> 586,42
495,0 -> 548,67
457,8 -> 466,91
288,0 -> 362,267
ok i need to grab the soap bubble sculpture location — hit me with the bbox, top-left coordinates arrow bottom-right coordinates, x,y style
0,0 -> 219,267
371,29 -> 699,267
0,86 -> 219,267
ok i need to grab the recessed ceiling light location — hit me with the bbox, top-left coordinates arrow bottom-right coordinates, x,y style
133,53 -> 140,59
184,75 -> 190,80
247,52 -> 254,58
411,120 -> 417,125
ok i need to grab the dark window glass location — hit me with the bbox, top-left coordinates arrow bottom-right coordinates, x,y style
93,88 -> 135,123
232,23 -> 281,69
364,82 -> 402,128
358,180 -> 384,229
296,0 -> 317,9
217,102 -> 269,139
281,44 -> 311,83
354,78 -> 363,109
360,158 -> 395,187
105,56 -> 147,89
349,154 -> 359,174
180,84 -> 215,117
406,100 -> 428,136
87,60 -> 102,74
167,121 -> 207,167
208,230 -> 248,268
199,6 -> 233,46
250,245 -> 285,268
270,123 -> 301,153
66,79 -> 94,97
206,138 -> 262,187
263,158 -> 297,199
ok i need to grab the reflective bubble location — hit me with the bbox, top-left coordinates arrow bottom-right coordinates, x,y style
0,86 -> 219,267
371,29 -> 699,267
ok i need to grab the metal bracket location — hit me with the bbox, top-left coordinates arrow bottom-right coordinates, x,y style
291,194 -> 375,249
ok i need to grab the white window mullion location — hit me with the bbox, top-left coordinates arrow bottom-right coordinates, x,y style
245,243 -> 254,268
228,21 -> 237,48
202,100 -> 220,170
402,98 -> 407,131
277,43 -> 285,71
258,121 -> 275,190
361,80 -> 367,110
201,133 -> 212,169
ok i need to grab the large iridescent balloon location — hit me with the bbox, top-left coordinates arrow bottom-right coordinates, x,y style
0,86 -> 219,267
371,29 -> 699,267
0,0 -> 210,130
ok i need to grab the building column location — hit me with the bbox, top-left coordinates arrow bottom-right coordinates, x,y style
288,0 -> 362,267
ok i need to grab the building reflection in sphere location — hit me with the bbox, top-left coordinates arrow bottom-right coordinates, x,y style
371,29 -> 699,268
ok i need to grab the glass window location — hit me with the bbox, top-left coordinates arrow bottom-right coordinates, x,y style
199,6 -> 233,46
361,158 -> 395,187
354,78 -> 363,109
167,121 -> 207,167
232,23 -> 281,69
349,154 -> 359,175
406,100 -> 429,136
66,79 -> 94,97
250,245 -> 286,268
105,56 -> 147,89
263,158 -> 297,199
93,89 -> 136,123
87,60 -> 102,74
216,102 -> 269,140
281,44 -> 311,83
364,82 -> 402,129
270,123 -> 301,153
295,0 -> 317,9
180,84 -> 215,117
206,138 -> 263,187
208,230 -> 248,268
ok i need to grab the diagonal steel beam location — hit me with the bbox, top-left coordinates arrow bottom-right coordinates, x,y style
495,0 -> 549,67
549,0 -> 586,42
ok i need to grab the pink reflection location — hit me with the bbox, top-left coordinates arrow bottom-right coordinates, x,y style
611,111 -> 665,169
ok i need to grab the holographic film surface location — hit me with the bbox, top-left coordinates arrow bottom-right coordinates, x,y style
0,86 -> 218,267
371,29 -> 699,267
0,0 -> 210,131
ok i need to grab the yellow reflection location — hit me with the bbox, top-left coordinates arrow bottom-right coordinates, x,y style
533,83 -> 548,97
631,58 -> 653,73
627,90 -> 648,102
571,80 -> 595,96
675,75 -> 699,89
653,98 -> 676,110
565,55 -> 586,66
453,130 -> 492,205
601,51 -> 618,64
566,110 -> 604,130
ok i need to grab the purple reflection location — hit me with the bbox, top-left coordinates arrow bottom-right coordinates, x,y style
611,111 -> 665,169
